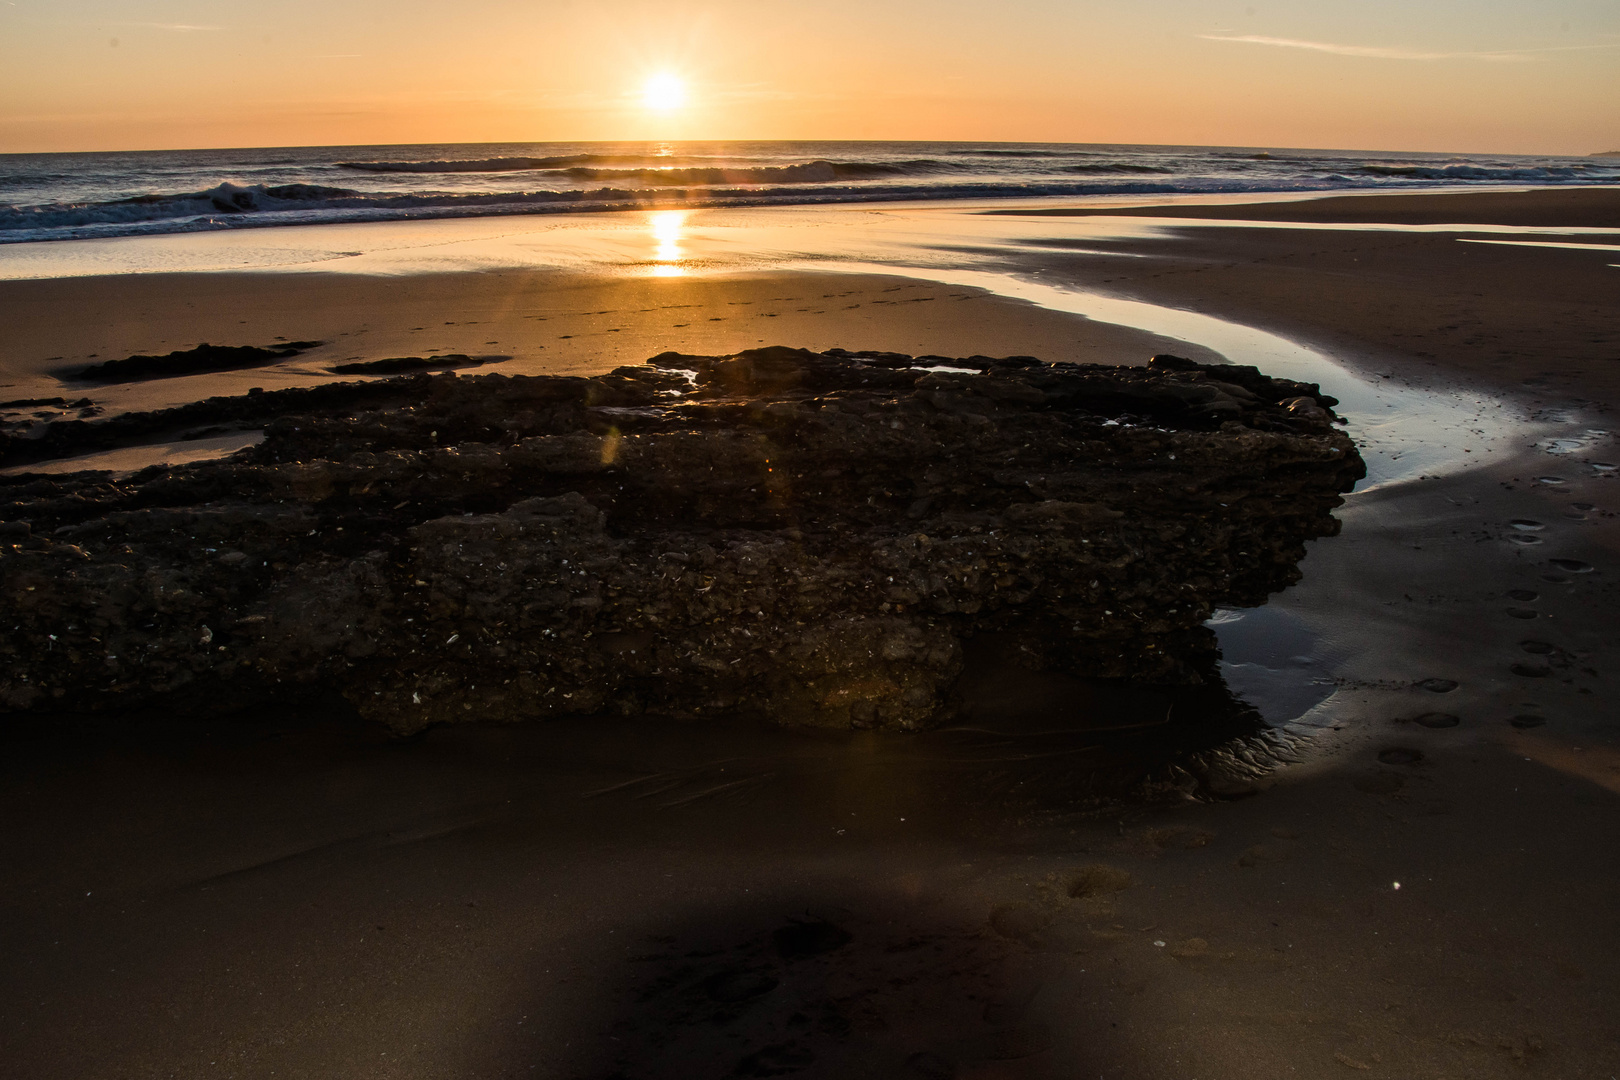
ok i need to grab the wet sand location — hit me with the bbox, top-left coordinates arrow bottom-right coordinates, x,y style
988,189 -> 1620,408
2,188 -> 1619,1078
0,270 -> 1218,420
989,185 -> 1620,227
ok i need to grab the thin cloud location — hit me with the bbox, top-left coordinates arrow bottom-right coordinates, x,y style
110,21 -> 224,32
1199,33 -> 1620,63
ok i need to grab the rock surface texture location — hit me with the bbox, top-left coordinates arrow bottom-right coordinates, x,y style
0,348 -> 1364,732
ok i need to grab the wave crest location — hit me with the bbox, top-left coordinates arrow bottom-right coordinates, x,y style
1355,163 -> 1600,181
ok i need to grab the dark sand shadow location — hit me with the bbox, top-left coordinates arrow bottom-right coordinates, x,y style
486,888 -> 1114,1080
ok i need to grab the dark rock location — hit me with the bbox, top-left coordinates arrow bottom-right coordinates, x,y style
0,347 -> 1363,732
327,354 -> 506,376
71,341 -> 322,383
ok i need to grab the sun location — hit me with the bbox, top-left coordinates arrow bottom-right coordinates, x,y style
642,72 -> 687,111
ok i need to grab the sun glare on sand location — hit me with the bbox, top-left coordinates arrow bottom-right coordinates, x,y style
642,72 -> 687,111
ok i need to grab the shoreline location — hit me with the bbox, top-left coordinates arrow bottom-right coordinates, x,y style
985,184 -> 1620,227
984,189 -> 1620,409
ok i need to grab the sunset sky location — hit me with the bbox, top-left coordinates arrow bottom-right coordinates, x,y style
1,0 -> 1616,155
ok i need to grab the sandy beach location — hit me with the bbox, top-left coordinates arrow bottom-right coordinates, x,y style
2,187 -> 1618,1078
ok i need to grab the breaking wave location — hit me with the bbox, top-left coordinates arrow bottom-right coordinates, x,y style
0,179 -> 1194,242
546,160 -> 959,185
1355,163 -> 1605,181
1059,163 -> 1177,175
340,157 -> 959,182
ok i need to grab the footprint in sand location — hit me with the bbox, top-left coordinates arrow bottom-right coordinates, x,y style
1066,864 -> 1134,899
1509,714 -> 1547,729
1508,519 -> 1545,544
1536,476 -> 1566,485
1409,712 -> 1460,729
701,968 -> 779,1003
1506,607 -> 1539,619
1507,589 -> 1539,602
1510,662 -> 1552,678
987,903 -> 1052,943
1548,558 -> 1594,574
773,919 -> 853,960
1520,640 -> 1559,655
1415,678 -> 1459,693
1572,502 -> 1597,511
738,1043 -> 815,1074
1378,747 -> 1424,766
1353,771 -> 1404,794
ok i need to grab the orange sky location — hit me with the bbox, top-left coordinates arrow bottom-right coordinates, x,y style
1,0 -> 1617,154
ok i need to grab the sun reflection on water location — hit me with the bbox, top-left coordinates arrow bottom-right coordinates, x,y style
649,209 -> 687,276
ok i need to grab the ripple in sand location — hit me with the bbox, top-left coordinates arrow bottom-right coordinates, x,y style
1377,747 -> 1424,766
1509,714 -> 1547,729
1548,558 -> 1594,573
1507,589 -> 1539,602
1415,678 -> 1459,693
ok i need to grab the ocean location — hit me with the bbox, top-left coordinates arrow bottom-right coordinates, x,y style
2,140 -> 1615,246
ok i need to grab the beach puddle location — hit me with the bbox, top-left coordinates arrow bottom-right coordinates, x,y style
0,430 -> 263,476
1205,607 -> 1339,725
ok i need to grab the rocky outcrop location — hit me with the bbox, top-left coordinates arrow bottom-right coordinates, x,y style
0,348 -> 1363,732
